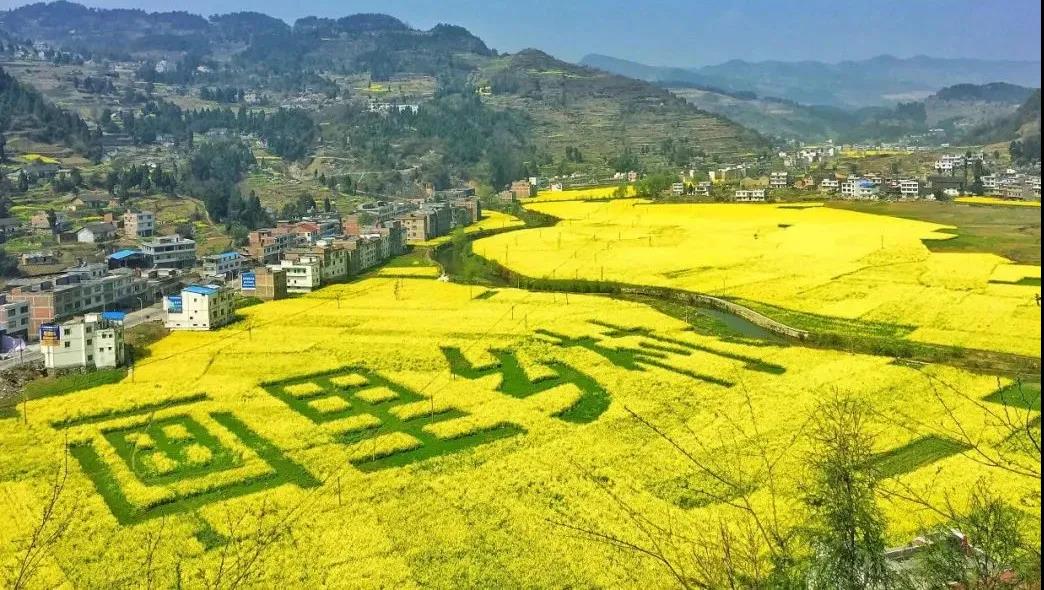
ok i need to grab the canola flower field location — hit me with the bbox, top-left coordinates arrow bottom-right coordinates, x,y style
1,278 -> 1039,587
410,210 -> 524,247
474,200 -> 1042,357
528,184 -> 636,202
954,196 -> 1042,208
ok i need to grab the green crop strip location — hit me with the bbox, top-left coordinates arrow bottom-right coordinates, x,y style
67,410 -> 318,525
263,367 -> 525,471
442,347 -> 610,423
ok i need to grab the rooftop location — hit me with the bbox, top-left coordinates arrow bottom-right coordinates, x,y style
183,285 -> 220,296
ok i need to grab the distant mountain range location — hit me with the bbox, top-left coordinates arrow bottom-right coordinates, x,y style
580,54 -> 1042,109
666,80 -> 1039,144
0,1 -> 768,176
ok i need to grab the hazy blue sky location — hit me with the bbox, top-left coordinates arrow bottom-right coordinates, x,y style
2,0 -> 1040,66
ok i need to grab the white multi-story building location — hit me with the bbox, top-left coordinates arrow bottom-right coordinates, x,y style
123,211 -> 155,238
164,285 -> 234,331
0,294 -> 31,338
934,155 -> 964,173
841,179 -> 879,199
899,179 -> 920,199
769,172 -> 789,189
670,182 -> 685,196
695,181 -> 712,197
819,178 -> 840,193
272,258 -> 322,293
41,313 -> 125,369
202,252 -> 243,279
981,174 -> 998,190
734,189 -> 766,203
142,234 -> 197,269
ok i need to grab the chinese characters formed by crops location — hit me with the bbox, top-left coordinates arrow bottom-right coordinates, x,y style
57,394 -> 318,525
441,346 -> 610,423
535,320 -> 786,386
263,368 -> 524,472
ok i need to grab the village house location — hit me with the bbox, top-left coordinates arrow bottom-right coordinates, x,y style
70,194 -> 114,211
899,179 -> 920,199
164,285 -> 235,331
841,179 -> 879,199
41,312 -> 125,369
819,178 -> 840,193
734,189 -> 766,203
510,180 -> 533,200
247,229 -> 295,264
769,172 -> 789,189
202,252 -> 243,279
30,210 -> 68,233
240,267 -> 287,301
122,210 -> 155,238
0,217 -> 24,239
76,222 -> 117,243
0,294 -> 31,339
141,234 -> 197,269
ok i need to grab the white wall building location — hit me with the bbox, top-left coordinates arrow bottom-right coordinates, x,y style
273,258 -> 322,293
899,179 -> 920,199
769,172 -> 789,189
202,252 -> 243,278
164,285 -> 234,331
142,234 -> 197,269
841,179 -> 879,200
819,178 -> 840,193
41,313 -> 125,369
734,189 -> 766,203
0,294 -> 31,338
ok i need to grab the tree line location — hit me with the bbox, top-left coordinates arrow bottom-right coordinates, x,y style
109,99 -> 317,161
0,66 -> 102,160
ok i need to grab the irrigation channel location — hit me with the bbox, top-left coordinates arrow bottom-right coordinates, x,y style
426,206 -> 1040,378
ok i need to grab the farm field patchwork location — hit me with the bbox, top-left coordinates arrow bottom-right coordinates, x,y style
474,200 -> 1042,357
1,278 -> 1038,587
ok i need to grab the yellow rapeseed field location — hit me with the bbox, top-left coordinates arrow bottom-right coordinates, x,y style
955,196 -> 1042,208
474,200 -> 1042,356
1,278 -> 1038,587
530,184 -> 635,202
411,210 -> 524,247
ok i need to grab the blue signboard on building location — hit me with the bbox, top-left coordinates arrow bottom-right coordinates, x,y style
39,323 -> 61,347
166,295 -> 183,313
242,272 -> 256,290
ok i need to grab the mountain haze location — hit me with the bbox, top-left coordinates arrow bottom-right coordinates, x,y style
581,53 -> 1043,108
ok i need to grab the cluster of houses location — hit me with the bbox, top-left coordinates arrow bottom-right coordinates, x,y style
981,170 -> 1042,200
3,192 -> 485,368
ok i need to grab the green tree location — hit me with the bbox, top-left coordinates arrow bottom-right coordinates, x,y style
913,483 -> 1039,589
805,398 -> 891,590
634,171 -> 676,199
